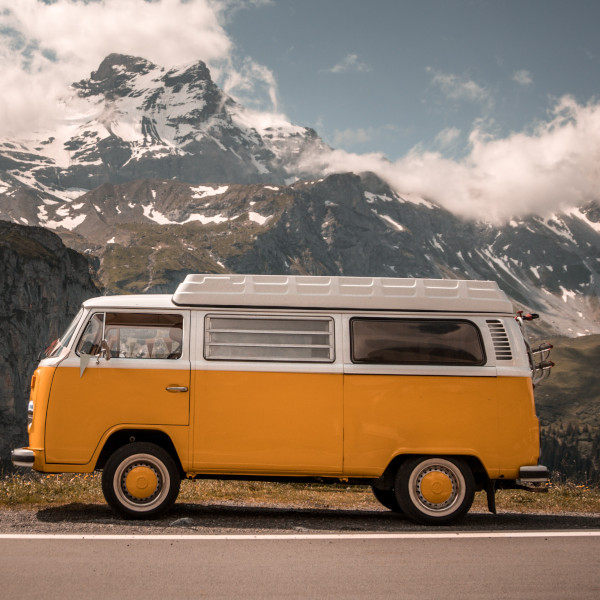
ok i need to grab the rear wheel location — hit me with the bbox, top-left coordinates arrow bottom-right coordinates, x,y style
395,456 -> 474,525
102,442 -> 180,519
371,485 -> 403,513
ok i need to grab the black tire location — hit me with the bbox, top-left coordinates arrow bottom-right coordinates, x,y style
371,485 -> 403,513
102,442 -> 181,519
395,456 -> 474,525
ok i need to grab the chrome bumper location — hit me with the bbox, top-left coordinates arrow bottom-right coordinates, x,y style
11,448 -> 35,468
518,465 -> 550,483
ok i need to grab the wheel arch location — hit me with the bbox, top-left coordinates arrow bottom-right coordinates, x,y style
375,453 -> 490,491
95,428 -> 184,477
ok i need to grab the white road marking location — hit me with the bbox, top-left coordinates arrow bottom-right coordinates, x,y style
1,531 -> 599,541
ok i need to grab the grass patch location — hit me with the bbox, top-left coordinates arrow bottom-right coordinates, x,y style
2,474 -> 600,514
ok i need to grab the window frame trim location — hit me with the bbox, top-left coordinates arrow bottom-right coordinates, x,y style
74,310 -> 186,361
203,313 -> 336,363
349,317 -> 487,367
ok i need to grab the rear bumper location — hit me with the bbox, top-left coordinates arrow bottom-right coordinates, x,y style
11,448 -> 35,469
518,465 -> 550,483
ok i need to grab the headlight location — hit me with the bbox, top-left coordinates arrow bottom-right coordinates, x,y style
27,400 -> 34,427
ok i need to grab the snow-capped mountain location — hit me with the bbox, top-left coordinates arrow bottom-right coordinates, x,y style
1,54 -> 599,337
15,170 -> 595,338
0,53 -> 326,202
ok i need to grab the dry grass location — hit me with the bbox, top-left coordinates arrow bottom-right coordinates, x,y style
1,473 -> 599,514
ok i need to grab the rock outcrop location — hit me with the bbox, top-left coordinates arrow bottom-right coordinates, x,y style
0,222 -> 100,470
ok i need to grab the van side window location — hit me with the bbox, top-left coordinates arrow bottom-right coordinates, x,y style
76,313 -> 104,356
77,313 -> 184,359
351,319 -> 485,366
204,315 -> 334,362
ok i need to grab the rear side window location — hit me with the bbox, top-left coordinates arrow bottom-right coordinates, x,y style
204,315 -> 334,362
351,319 -> 485,366
77,313 -> 184,359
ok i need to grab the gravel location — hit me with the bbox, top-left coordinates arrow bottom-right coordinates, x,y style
2,503 -> 599,535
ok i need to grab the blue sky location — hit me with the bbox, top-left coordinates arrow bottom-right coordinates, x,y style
1,0 -> 600,220
226,0 -> 600,160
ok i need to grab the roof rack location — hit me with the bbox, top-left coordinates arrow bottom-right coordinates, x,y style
172,274 -> 513,313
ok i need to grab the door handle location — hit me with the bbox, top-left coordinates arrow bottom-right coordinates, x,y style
166,386 -> 188,393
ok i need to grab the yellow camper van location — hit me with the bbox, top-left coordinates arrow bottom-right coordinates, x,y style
12,274 -> 552,524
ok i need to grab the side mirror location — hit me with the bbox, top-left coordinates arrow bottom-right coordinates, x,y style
80,339 -> 111,377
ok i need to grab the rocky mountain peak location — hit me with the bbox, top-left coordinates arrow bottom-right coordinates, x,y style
0,53 -> 328,191
74,53 -> 159,99
163,60 -> 213,89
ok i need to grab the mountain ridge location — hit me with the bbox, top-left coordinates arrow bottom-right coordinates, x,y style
0,53 -> 599,337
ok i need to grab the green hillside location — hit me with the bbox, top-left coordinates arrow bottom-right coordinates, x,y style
535,334 -> 600,428
534,335 -> 600,484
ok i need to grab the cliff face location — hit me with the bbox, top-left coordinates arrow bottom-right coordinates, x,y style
0,222 -> 100,470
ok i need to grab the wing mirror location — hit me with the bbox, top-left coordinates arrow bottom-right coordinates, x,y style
79,339 -> 111,377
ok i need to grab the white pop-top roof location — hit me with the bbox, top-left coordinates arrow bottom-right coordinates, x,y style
171,274 -> 513,313
83,294 -> 176,310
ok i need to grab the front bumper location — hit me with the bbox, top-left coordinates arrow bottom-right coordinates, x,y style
518,465 -> 550,483
11,448 -> 35,469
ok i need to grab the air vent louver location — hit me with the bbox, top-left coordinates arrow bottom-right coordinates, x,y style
486,319 -> 513,361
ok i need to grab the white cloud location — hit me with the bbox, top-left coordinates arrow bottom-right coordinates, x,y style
299,96 -> 600,223
426,67 -> 493,108
331,124 -> 401,152
513,69 -> 533,86
221,56 -> 280,112
326,53 -> 371,74
434,127 -> 461,148
333,128 -> 375,146
0,0 -> 278,136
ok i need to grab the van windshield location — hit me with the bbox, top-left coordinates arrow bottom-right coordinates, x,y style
44,308 -> 84,359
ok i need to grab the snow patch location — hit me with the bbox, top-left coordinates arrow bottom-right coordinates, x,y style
190,185 -> 229,199
143,204 -> 175,225
45,214 -> 87,231
264,186 -> 279,191
365,191 -> 394,203
560,286 -> 576,303
431,237 -> 444,252
184,213 -> 229,225
397,193 -> 435,209
539,215 -> 576,243
248,212 -> 271,225
61,188 -> 88,201
565,206 -> 600,233
374,211 -> 404,232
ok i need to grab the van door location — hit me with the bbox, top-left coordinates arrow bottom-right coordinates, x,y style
45,311 -> 190,465
191,312 -> 343,475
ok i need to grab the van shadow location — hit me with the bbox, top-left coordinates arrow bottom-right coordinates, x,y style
35,502 -> 600,533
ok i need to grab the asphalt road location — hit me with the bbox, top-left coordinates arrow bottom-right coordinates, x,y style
1,505 -> 599,599
2,534 -> 600,599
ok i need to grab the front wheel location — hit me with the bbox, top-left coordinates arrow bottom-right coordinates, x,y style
395,456 -> 474,525
102,442 -> 181,519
